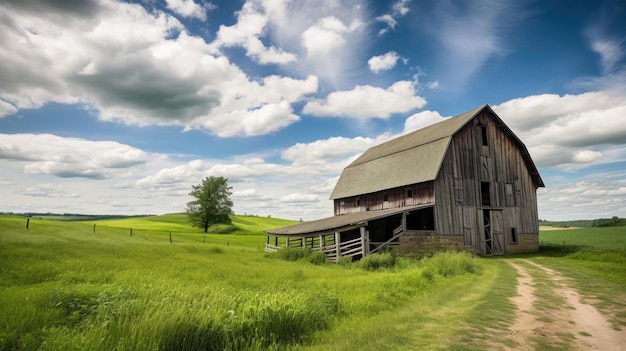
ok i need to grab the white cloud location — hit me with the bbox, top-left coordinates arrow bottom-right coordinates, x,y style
0,0 -> 316,136
376,0 -> 410,36
0,133 -> 152,179
402,110 -> 446,133
303,81 -> 426,119
282,136 -> 387,167
23,183 -> 78,198
493,91 -> 626,169
165,0 -> 208,21
210,0 -> 297,64
585,26 -> 624,74
281,193 -> 318,203
368,51 -> 402,73
538,178 -> 626,220
301,16 -> 363,56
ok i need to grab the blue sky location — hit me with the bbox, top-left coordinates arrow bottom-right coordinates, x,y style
1,0 -> 625,221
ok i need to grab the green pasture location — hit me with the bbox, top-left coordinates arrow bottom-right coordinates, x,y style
1,214 -> 625,350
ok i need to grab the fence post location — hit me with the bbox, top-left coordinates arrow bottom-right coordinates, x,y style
93,224 -> 96,233
130,228 -> 133,237
169,232 -> 172,244
26,218 -> 30,229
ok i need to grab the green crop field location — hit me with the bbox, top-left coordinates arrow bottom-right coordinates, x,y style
1,214 -> 625,350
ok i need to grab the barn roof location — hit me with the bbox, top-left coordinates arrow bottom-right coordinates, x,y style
265,204 -> 432,236
330,104 -> 543,200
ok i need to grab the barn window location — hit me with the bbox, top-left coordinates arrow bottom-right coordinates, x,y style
480,125 -> 488,146
406,207 -> 434,230
511,227 -> 518,243
481,182 -> 491,206
407,189 -> 413,198
356,198 -> 360,206
383,193 -> 389,202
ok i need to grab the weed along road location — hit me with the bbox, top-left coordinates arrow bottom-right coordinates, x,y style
506,260 -> 626,351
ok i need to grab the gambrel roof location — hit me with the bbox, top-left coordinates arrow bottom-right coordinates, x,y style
330,104 -> 544,200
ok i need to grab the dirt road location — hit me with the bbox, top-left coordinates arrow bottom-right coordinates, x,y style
507,260 -> 626,350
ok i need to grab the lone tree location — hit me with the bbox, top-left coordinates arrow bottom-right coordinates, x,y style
186,176 -> 233,233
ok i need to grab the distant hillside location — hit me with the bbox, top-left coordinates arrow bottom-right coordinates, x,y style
88,213 -> 299,235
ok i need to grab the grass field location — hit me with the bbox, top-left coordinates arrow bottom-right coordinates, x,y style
1,214 -> 625,350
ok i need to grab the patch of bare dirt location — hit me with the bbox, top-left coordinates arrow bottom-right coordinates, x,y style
507,260 -> 626,350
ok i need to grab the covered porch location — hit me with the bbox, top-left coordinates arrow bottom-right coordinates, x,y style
264,205 -> 434,262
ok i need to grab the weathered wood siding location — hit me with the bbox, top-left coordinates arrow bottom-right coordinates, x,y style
334,182 -> 435,216
434,110 -> 540,241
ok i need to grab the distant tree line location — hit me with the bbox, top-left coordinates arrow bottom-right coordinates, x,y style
539,216 -> 625,228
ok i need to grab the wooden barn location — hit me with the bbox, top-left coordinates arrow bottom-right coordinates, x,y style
265,104 -> 544,260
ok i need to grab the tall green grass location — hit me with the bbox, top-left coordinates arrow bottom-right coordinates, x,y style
1,215 -> 485,350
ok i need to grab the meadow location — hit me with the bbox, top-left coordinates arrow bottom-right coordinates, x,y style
1,214 -> 625,350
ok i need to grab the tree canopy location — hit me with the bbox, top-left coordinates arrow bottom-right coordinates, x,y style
186,176 -> 233,233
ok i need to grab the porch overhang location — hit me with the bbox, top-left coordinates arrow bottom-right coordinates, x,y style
265,204 -> 434,237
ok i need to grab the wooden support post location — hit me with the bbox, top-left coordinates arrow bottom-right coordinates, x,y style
360,226 -> 367,258
319,235 -> 323,250
286,237 -> 290,248
274,236 -> 278,247
334,232 -> 341,259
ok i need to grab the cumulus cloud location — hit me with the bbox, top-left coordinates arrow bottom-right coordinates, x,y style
368,51 -> 404,73
135,159 -> 205,192
210,0 -> 297,64
0,0 -> 316,136
0,133 -> 152,179
301,16 -> 363,56
402,110 -> 446,133
303,81 -> 426,119
282,136 -> 387,166
165,0 -> 209,21
493,91 -> 626,168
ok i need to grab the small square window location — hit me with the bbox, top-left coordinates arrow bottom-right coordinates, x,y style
383,193 -> 389,202
407,190 -> 413,198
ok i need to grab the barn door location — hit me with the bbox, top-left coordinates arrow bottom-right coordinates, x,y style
480,209 -> 505,255
490,211 -> 505,255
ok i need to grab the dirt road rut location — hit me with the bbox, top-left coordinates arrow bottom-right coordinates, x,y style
507,260 -> 626,350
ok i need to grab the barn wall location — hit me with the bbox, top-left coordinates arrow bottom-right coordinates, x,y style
334,182 -> 435,216
434,110 -> 540,245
